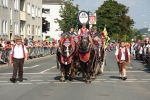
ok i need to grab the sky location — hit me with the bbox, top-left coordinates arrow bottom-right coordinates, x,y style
73,0 -> 150,30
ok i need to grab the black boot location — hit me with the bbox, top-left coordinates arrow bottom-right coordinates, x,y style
10,78 -> 16,83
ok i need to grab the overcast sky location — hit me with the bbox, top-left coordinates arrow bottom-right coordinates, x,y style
73,0 -> 150,29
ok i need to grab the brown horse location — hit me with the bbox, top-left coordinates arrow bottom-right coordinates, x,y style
56,33 -> 76,82
78,32 -> 96,83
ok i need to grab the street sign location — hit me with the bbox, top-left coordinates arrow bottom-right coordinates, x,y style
78,11 -> 89,25
89,13 -> 96,24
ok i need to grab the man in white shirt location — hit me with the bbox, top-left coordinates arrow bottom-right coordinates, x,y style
9,36 -> 28,83
78,22 -> 90,35
115,41 -> 131,80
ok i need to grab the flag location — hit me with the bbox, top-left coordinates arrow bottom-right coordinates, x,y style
102,26 -> 110,49
103,26 -> 108,37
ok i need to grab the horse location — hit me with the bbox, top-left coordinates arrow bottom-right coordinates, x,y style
78,32 -> 96,83
56,33 -> 76,82
91,37 -> 103,77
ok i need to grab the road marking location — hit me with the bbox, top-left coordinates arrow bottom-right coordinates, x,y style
52,66 -> 56,68
105,81 -> 116,83
71,82 -> 84,83
121,81 -> 134,82
127,79 -> 138,80
103,71 -> 150,73
37,82 -> 50,84
54,82 -> 67,83
92,81 -> 100,83
47,80 -> 58,82
131,75 -> 141,76
110,79 -> 119,81
127,67 -> 133,69
145,75 -> 150,76
30,80 -> 43,82
32,76 -> 43,78
137,81 -> 149,82
18,83 -> 32,84
95,79 -> 106,80
0,77 -> 10,78
142,79 -> 150,81
0,81 -> 8,82
0,83 -> 13,85
46,76 -> 55,77
40,69 -> 51,73
24,65 -> 40,69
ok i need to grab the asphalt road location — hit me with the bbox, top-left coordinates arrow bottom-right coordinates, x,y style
0,51 -> 150,100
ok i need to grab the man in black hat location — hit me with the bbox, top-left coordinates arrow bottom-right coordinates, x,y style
9,36 -> 28,83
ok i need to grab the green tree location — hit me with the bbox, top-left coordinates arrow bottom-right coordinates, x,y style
42,8 -> 50,33
55,0 -> 79,31
132,28 -> 143,41
96,0 -> 134,42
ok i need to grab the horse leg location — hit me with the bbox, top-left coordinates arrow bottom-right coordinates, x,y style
86,62 -> 91,83
60,65 -> 65,82
65,65 -> 68,79
81,62 -> 86,81
69,61 -> 75,81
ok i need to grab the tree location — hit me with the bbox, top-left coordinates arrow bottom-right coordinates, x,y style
42,8 -> 49,33
54,0 -> 79,31
132,28 -> 143,41
96,0 -> 134,42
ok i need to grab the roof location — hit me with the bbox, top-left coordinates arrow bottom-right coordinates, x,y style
42,0 -> 63,4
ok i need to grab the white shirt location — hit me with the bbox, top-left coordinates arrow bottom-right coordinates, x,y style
139,47 -> 143,54
11,44 -> 28,59
115,47 -> 130,60
78,28 -> 90,35
146,44 -> 150,48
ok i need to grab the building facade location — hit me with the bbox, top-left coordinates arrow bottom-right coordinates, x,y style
42,0 -> 62,41
0,0 -> 42,41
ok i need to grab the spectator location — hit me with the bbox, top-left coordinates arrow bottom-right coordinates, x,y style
0,40 -> 4,61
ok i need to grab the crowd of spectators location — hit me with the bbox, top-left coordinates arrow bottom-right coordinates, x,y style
0,38 -> 57,65
111,40 -> 150,66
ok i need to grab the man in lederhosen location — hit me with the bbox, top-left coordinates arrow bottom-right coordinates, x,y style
115,41 -> 131,80
78,22 -> 90,35
9,36 -> 28,83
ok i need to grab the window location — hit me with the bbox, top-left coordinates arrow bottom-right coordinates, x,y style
32,5 -> 35,17
2,20 -> 8,34
27,24 -> 30,35
14,0 -> 18,10
47,22 -> 50,29
27,3 -> 30,14
2,20 -> 5,34
0,20 -> 1,34
36,7 -> 38,17
38,8 -> 41,18
2,0 -> 8,7
35,6 -> 37,17
35,26 -> 38,36
20,23 -> 23,35
32,25 -> 34,34
44,9 -> 50,14
14,22 -> 18,35
5,20 -> 8,35
38,26 -> 40,36
10,8 -> 12,25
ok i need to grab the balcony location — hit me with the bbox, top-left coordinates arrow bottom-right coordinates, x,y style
20,11 -> 26,21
